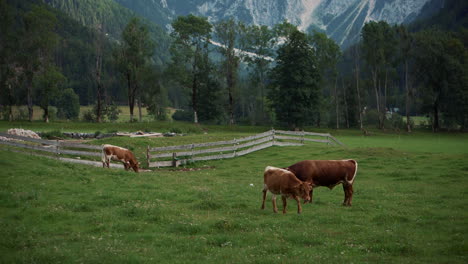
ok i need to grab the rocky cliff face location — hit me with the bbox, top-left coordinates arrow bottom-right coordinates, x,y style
116,0 -> 439,47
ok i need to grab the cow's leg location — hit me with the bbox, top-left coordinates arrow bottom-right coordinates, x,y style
346,184 -> 354,206
305,188 -> 314,204
343,183 -> 354,206
123,162 -> 130,170
261,189 -> 267,210
105,158 -> 110,168
271,194 -> 278,213
293,195 -> 302,214
281,196 -> 287,214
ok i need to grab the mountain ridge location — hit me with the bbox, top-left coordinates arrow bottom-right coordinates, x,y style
113,0 -> 443,48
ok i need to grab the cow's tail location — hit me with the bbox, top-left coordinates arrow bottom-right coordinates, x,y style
347,159 -> 358,185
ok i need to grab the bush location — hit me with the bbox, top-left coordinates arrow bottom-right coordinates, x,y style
364,109 -> 380,127
15,106 -> 29,120
172,110 -> 193,122
104,103 -> 121,122
55,88 -> 80,120
82,109 -> 95,122
385,113 -> 405,130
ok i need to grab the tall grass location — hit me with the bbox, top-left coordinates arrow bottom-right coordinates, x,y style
0,128 -> 467,263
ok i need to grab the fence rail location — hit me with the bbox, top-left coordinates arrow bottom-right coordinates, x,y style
0,129 -> 344,169
0,132 -> 105,166
147,129 -> 343,168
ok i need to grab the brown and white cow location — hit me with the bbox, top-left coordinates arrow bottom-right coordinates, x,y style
261,166 -> 311,214
101,144 -> 139,173
286,160 -> 358,206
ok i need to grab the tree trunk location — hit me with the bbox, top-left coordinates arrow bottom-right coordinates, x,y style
95,24 -> 104,123
96,88 -> 102,123
95,57 -> 103,123
44,106 -> 49,123
334,75 -> 339,129
433,99 -> 439,132
354,47 -> 363,129
316,112 -> 321,127
383,69 -> 388,130
127,71 -> 135,121
7,84 -> 13,121
27,77 -> 33,122
343,77 -> 349,129
373,70 -> 381,128
134,67 -> 140,122
228,87 -> 234,125
405,61 -> 411,132
227,60 -> 235,126
138,97 -> 142,122
192,68 -> 198,124
260,69 -> 266,121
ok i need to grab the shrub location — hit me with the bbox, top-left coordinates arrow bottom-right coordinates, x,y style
15,106 -> 29,121
364,109 -> 380,127
172,110 -> 193,122
385,113 -> 405,130
82,109 -> 95,122
55,88 -> 80,120
104,103 -> 121,122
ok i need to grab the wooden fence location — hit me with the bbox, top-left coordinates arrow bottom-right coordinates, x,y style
0,129 -> 344,169
147,129 -> 344,168
0,132 -> 124,169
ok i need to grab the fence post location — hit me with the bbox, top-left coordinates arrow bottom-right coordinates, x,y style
190,143 -> 194,161
326,134 -> 330,146
233,138 -> 237,157
272,128 -> 276,146
301,130 -> 304,144
172,152 -> 178,167
56,140 -> 60,159
146,145 -> 150,169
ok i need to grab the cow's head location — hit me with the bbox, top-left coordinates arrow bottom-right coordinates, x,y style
299,182 -> 311,203
129,161 -> 140,173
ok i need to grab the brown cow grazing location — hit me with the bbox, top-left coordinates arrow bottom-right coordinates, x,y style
262,166 -> 311,214
286,160 -> 358,206
101,144 -> 139,173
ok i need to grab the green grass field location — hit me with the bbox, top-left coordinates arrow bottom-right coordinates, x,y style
0,122 -> 467,263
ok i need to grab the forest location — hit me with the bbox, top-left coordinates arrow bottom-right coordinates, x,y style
0,0 -> 467,131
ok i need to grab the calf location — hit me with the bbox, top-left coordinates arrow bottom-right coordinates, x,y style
286,160 -> 358,206
101,144 -> 139,173
261,166 -> 311,214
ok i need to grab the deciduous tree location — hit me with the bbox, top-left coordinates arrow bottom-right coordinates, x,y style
170,15 -> 213,123
115,17 -> 155,122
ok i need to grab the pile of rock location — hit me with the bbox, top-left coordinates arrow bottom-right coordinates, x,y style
7,128 -> 41,139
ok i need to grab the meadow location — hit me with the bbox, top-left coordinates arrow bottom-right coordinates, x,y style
0,121 -> 467,263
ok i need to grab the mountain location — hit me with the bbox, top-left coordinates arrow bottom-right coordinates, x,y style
114,0 -> 443,48
44,0 -> 171,65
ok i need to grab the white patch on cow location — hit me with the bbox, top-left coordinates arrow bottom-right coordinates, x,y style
264,166 -> 289,173
102,144 -> 128,151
